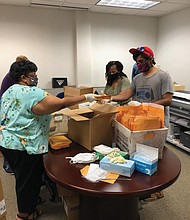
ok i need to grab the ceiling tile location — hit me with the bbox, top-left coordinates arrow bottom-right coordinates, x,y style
90,5 -> 116,13
0,0 -> 189,17
151,2 -> 188,11
0,0 -> 30,6
62,2 -> 93,9
112,8 -> 140,16
31,0 -> 63,6
137,10 -> 168,17
165,0 -> 190,4
65,0 -> 98,4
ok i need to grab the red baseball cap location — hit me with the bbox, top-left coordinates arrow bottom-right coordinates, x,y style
129,46 -> 154,58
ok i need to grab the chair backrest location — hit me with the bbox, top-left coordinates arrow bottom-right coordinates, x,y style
56,92 -> 64,99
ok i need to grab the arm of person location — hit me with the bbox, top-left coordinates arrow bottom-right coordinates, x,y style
111,88 -> 133,102
32,95 -> 86,115
153,92 -> 173,106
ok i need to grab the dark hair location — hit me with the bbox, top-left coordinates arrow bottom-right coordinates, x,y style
9,61 -> 38,82
133,51 -> 156,65
105,61 -> 128,86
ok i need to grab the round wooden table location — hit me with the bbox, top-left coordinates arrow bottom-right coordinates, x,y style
43,142 -> 181,220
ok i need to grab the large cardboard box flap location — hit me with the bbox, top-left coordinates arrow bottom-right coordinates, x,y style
63,104 -> 118,122
89,103 -> 118,114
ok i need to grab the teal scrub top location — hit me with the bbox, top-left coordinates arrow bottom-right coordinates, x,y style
0,84 -> 52,154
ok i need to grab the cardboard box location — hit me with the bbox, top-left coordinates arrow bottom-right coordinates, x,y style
64,86 -> 94,109
0,178 -> 6,220
63,196 -> 79,220
114,119 -> 168,159
173,84 -> 185,91
130,144 -> 158,176
100,156 -> 135,177
64,86 -> 93,97
64,103 -> 118,151
49,109 -> 70,136
57,185 -> 79,220
57,185 -> 78,197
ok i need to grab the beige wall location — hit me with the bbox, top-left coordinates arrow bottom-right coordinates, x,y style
156,7 -> 190,90
0,5 -> 158,89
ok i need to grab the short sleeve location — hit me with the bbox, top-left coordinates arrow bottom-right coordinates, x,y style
26,87 -> 47,110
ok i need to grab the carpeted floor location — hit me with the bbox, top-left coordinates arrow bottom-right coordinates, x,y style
0,142 -> 190,220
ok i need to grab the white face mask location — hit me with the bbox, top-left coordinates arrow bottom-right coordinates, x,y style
66,153 -> 98,164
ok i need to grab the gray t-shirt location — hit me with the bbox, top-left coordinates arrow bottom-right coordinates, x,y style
129,70 -> 173,127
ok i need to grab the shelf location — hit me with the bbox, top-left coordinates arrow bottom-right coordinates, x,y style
169,120 -> 190,129
169,91 -> 190,153
170,111 -> 190,120
166,137 -> 190,153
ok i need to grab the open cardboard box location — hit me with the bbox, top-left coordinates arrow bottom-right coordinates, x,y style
63,103 -> 118,151
114,119 -> 168,159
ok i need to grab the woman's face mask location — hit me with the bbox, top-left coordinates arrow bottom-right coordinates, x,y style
137,60 -> 150,73
28,76 -> 38,86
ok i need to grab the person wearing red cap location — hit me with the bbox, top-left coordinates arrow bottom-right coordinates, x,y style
112,46 -> 173,202
111,45 -> 173,128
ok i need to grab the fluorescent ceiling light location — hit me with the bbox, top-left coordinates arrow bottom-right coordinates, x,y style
96,0 -> 160,10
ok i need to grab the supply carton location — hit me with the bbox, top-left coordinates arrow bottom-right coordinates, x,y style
0,178 -> 6,220
57,185 -> 78,197
57,185 -> 79,220
49,109 -> 70,136
114,119 -> 168,159
63,196 -> 79,220
173,84 -> 185,91
130,144 -> 158,176
64,103 -> 118,151
100,156 -> 135,177
64,86 -> 94,109
64,86 -> 93,97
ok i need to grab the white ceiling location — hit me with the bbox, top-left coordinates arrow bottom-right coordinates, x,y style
0,0 -> 190,17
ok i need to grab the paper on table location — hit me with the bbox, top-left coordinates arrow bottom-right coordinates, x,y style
80,165 -> 119,184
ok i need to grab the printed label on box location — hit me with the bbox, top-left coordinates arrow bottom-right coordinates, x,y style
0,199 -> 6,215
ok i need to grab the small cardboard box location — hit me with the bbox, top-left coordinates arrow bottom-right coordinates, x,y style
64,86 -> 93,97
57,185 -> 78,197
114,119 -> 168,159
49,109 -> 70,136
100,156 -> 135,177
130,144 -> 158,176
64,103 -> 118,151
63,196 -> 79,220
64,86 -> 94,109
173,84 -> 185,91
0,178 -> 6,220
